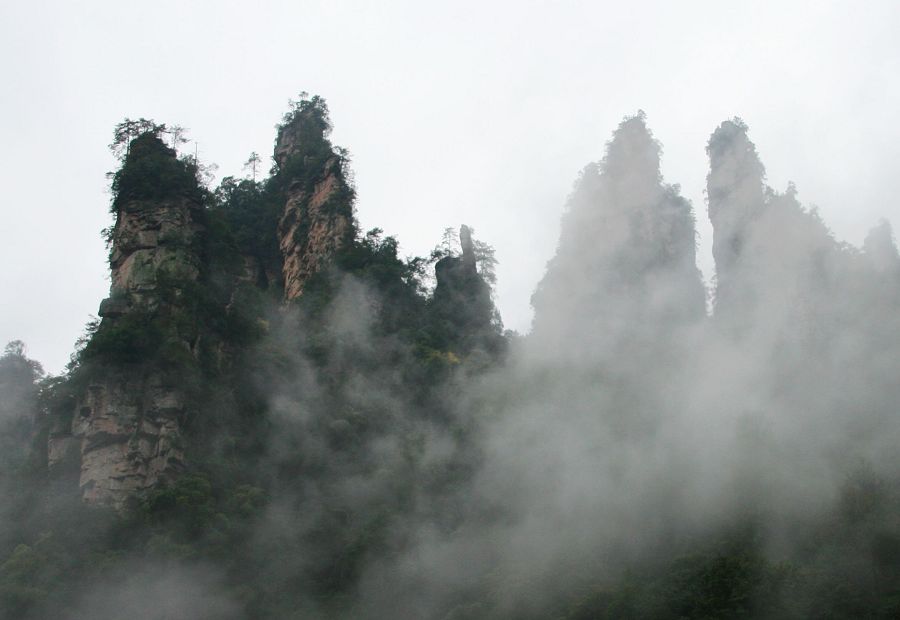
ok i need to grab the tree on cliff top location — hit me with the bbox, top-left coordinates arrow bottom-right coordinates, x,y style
272,93 -> 350,188
109,118 -> 166,161
279,92 -> 332,138
109,129 -> 204,212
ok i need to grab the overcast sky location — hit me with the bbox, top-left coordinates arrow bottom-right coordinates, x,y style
2,0 -> 898,373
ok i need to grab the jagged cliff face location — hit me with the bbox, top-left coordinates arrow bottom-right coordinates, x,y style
106,196 -> 202,307
274,104 -> 355,301
48,134 -> 203,509
278,161 -> 352,300
51,375 -> 186,506
46,104 -> 360,510
105,133 -> 205,310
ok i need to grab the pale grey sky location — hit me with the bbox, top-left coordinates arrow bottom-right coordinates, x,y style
2,0 -> 899,373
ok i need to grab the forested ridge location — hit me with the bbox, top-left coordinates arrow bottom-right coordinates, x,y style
1,98 -> 899,619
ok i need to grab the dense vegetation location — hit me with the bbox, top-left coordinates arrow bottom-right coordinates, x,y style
1,100 -> 899,619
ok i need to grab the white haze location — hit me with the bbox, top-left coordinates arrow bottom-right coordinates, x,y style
241,114 -> 900,617
62,563 -> 240,620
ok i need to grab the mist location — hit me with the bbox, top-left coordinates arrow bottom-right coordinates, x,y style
2,104 -> 900,619
318,115 -> 900,618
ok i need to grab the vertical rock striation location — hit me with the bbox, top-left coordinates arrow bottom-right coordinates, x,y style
69,375 -> 187,506
274,99 -> 355,301
48,133 -> 203,509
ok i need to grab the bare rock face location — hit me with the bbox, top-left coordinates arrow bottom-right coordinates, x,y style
104,196 -> 203,311
278,162 -> 352,300
74,376 -> 185,509
274,104 -> 355,301
50,133 -> 203,510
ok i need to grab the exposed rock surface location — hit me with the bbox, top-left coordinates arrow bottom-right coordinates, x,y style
47,107 -> 361,510
278,163 -> 352,300
274,106 -> 355,301
49,134 -> 201,509
56,375 -> 185,509
106,197 -> 203,307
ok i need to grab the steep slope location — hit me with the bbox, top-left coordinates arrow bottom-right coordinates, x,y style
273,97 -> 356,301
47,133 -> 205,508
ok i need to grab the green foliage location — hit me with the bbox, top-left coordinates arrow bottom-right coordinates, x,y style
427,229 -> 505,357
271,95 -> 354,221
109,118 -> 166,160
109,131 -> 204,212
13,98 -> 900,620
0,540 -> 55,617
294,229 -> 423,338
76,309 -> 164,365
565,550 -> 797,620
211,176 -> 283,278
0,97 -> 512,619
0,341 -> 43,387
139,475 -> 217,540
557,482 -> 900,620
279,92 -> 332,140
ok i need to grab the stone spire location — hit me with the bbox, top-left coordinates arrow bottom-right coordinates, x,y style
274,99 -> 356,301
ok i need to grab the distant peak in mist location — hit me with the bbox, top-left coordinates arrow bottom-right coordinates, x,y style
602,111 -> 662,183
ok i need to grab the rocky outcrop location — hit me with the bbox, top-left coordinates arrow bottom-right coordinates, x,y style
65,375 -> 185,508
278,161 -> 353,300
47,376 -> 185,510
47,105 -> 359,510
49,133 -> 202,509
274,103 -> 355,301
105,197 -> 202,308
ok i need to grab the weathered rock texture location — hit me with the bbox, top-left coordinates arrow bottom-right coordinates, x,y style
274,105 -> 355,301
46,105 -> 366,510
278,162 -> 352,300
49,134 -> 202,509
106,198 -> 203,307
64,376 -> 185,508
